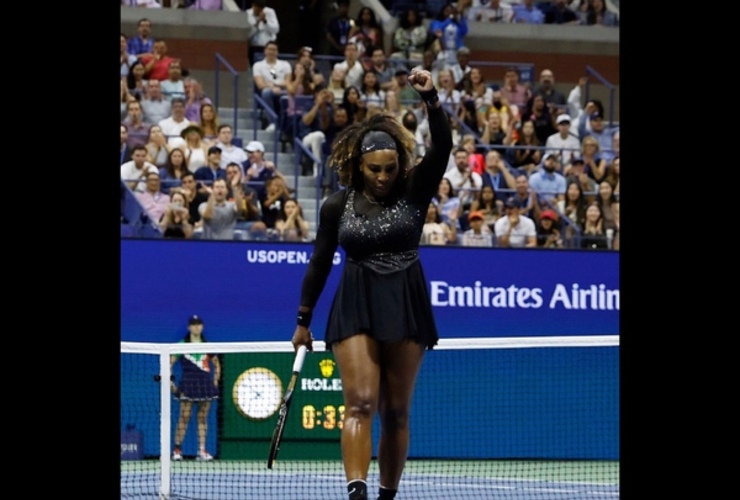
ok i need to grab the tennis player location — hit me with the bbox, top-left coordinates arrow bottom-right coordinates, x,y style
291,69 -> 452,500
170,314 -> 221,461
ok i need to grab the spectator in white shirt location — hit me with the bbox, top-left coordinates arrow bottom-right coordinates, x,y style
252,41 -> 293,132
247,0 -> 280,67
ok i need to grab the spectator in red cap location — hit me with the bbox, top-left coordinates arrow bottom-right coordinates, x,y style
536,209 -> 563,248
462,210 -> 493,247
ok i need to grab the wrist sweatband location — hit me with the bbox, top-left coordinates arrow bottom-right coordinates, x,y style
418,87 -> 439,108
297,310 -> 312,327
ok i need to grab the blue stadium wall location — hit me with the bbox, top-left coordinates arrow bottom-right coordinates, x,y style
121,240 -> 619,459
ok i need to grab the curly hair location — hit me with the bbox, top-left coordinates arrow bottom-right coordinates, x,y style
327,113 -> 417,192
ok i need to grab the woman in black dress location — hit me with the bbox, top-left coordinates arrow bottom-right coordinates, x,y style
291,69 -> 452,500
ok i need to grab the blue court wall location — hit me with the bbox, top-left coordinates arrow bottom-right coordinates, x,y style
121,239 -> 619,342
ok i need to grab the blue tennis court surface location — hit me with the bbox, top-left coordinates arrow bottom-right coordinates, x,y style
121,461 -> 619,499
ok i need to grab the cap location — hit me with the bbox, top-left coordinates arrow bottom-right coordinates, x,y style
180,123 -> 204,139
542,152 -> 560,162
556,114 -> 571,125
188,314 -> 204,325
468,210 -> 485,221
207,145 -> 222,155
589,111 -> 603,120
505,197 -> 520,209
540,209 -> 557,221
570,155 -> 584,165
394,67 -> 409,77
245,140 -> 265,153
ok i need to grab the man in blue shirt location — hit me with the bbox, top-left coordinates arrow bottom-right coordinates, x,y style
577,111 -> 619,163
512,0 -> 545,24
528,152 -> 567,207
127,18 -> 155,56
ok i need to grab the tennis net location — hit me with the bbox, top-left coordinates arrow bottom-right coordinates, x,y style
121,336 -> 619,499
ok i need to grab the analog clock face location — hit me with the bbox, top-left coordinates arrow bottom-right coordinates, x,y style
233,367 -> 283,420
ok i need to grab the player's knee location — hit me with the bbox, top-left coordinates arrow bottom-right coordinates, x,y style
345,392 -> 377,420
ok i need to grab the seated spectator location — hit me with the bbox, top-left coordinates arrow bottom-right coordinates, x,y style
437,69 -> 463,120
214,124 -> 248,173
287,46 -> 326,90
579,202 -> 608,249
499,66 -> 530,110
121,80 -> 136,121
481,149 -> 519,198
450,46 -> 473,89
581,0 -> 618,26
421,202 -> 457,245
160,60 -> 185,101
333,41 -> 365,90
522,93 -> 556,145
194,146 -> 227,192
327,66 -> 347,105
368,46 -> 395,92
567,81 -> 603,139
140,40 -> 177,82
120,33 -> 140,81
529,152 -> 567,207
158,146 -> 189,194
604,155 -> 619,199
390,6 -> 429,63
176,123 -> 209,172
318,104 -> 352,196
532,68 -> 568,118
252,41 -> 293,132
489,86 -> 517,133
494,197 -> 537,247
121,145 -> 159,192
462,210 -> 494,247
536,209 -> 563,248
325,0 -> 356,57
260,176 -> 292,231
135,171 -> 170,223
561,179 -> 588,239
578,109 -> 618,160
184,77 -> 213,124
401,108 -> 429,159
284,61 -> 319,140
159,189 -> 194,239
179,172 -> 208,230
275,198 -> 311,241
416,50 -> 443,92
469,184 -> 503,233
392,67 -> 423,110
246,0 -> 281,67
461,134 -> 485,175
563,156 -> 597,202
199,177 -> 243,240
341,86 -> 366,125
544,0 -> 580,24
359,70 -> 386,110
432,177 -> 462,230
352,6 -> 384,63
141,79 -> 172,125
461,66 -> 493,113
120,126 -> 134,171
145,125 -> 172,169
579,134 -> 608,184
126,60 -> 149,101
596,180 -> 618,233
509,173 -> 536,219
545,113 -> 580,166
198,102 -> 219,146
300,86 -> 335,176
467,0 -> 514,23
480,109 -> 514,160
158,98 -> 192,146
127,17 -> 155,56
445,147 -> 483,212
122,100 -> 152,149
244,140 -> 283,201
224,162 -> 267,238
429,2 -> 469,67
511,118 -> 543,175
512,0 -> 546,24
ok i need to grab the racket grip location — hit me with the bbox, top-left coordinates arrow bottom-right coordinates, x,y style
293,345 -> 307,373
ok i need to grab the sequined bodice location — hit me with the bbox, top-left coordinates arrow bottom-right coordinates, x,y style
338,189 -> 425,268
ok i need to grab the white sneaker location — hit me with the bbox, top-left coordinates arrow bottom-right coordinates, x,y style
264,123 -> 276,132
196,451 -> 213,461
172,450 -> 183,461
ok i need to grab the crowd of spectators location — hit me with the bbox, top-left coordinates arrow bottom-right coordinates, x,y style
121,1 -> 619,249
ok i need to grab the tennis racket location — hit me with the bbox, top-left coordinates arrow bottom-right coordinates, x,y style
267,345 -> 308,469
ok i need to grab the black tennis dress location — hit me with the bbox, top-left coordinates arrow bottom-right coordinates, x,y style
299,105 -> 453,350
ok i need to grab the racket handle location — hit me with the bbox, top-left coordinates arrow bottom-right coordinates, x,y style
293,345 -> 307,373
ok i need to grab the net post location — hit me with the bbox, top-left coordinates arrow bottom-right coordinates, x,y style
160,348 -> 172,499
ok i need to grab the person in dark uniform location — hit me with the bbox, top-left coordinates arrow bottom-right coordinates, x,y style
291,69 -> 452,500
170,315 -> 221,461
